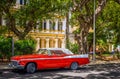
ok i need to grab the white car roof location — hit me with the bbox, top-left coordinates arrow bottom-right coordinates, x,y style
39,48 -> 73,54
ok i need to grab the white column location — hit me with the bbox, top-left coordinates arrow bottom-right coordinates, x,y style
16,0 -> 19,4
46,38 -> 49,48
55,19 -> 58,33
55,39 -> 58,48
2,17 -> 6,26
46,20 -> 49,32
62,18 -> 66,34
61,39 -> 65,48
68,11 -> 72,33
36,38 -> 40,51
42,20 -> 44,31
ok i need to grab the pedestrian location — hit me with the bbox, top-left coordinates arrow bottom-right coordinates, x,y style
111,48 -> 116,59
111,49 -> 115,55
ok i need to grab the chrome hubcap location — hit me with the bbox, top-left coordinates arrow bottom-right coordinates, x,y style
27,63 -> 36,73
71,62 -> 78,70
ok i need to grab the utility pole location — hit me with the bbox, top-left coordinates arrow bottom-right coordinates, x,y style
93,0 -> 96,61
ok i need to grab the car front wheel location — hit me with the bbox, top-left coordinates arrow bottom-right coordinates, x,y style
26,63 -> 36,73
70,62 -> 79,70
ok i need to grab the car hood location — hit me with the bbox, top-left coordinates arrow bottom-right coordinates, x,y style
11,54 -> 45,61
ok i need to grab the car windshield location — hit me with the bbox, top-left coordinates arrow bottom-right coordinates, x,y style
37,48 -> 73,55
50,49 -> 73,55
37,49 -> 48,55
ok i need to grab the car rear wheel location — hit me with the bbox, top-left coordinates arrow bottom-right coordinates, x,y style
70,62 -> 78,70
26,63 -> 36,73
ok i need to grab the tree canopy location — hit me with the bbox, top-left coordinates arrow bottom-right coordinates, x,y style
69,0 -> 120,53
0,0 -> 70,39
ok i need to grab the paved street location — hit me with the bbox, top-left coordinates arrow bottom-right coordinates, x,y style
0,61 -> 120,79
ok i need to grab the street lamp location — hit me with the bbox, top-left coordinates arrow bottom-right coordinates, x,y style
93,0 -> 96,61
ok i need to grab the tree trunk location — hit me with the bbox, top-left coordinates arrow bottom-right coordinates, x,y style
0,15 -> 2,26
66,12 -> 70,48
78,24 -> 90,54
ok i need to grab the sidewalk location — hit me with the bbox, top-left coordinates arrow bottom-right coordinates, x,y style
0,62 -> 10,69
89,59 -> 120,65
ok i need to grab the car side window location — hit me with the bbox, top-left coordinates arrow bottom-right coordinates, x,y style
51,50 -> 65,56
38,49 -> 48,55
50,50 -> 56,55
42,50 -> 48,55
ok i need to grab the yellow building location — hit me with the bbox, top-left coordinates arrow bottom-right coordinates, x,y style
29,19 -> 66,50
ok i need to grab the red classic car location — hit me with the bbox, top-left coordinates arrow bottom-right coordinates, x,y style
9,48 -> 89,73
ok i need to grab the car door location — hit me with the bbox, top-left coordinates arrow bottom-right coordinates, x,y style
46,50 -> 66,68
37,49 -> 51,69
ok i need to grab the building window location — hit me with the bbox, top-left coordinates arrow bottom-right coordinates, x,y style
58,21 -> 62,31
20,0 -> 23,5
43,20 -> 46,30
49,21 -> 55,31
53,21 -> 55,30
19,0 -> 28,5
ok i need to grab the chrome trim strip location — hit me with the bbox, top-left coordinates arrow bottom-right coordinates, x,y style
11,54 -> 89,61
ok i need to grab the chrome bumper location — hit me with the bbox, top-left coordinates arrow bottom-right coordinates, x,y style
9,61 -> 24,69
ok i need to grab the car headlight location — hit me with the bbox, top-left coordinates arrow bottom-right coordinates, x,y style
11,60 -> 19,66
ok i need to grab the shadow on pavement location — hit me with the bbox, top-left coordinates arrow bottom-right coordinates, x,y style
0,63 -> 120,79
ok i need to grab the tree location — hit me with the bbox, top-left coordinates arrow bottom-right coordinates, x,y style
102,1 -> 120,46
69,0 -> 120,54
93,0 -> 120,51
0,36 -> 12,60
70,0 -> 107,54
0,0 -> 69,39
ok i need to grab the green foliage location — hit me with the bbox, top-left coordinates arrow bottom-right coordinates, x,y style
0,26 -> 8,35
0,0 -> 72,39
100,0 -> 120,45
0,36 -> 12,59
0,36 -> 36,59
14,0 -> 71,27
87,0 -> 120,51
67,42 -> 79,54
14,39 -> 36,55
